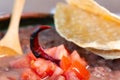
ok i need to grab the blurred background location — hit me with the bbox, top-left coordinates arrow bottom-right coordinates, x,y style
0,0 -> 120,14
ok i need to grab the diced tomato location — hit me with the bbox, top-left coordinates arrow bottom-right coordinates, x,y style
10,44 -> 90,80
45,45 -> 69,59
45,46 -> 57,58
71,61 -> 90,80
64,70 -> 80,80
70,50 -> 87,66
60,56 -> 71,71
27,52 -> 37,61
55,75 -> 66,80
60,50 -> 90,80
55,45 -> 69,59
50,66 -> 64,80
21,69 -> 40,80
30,58 -> 56,78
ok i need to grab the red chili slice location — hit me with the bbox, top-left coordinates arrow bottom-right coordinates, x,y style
30,25 -> 60,65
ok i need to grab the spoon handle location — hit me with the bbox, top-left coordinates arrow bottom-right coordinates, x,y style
9,0 -> 25,31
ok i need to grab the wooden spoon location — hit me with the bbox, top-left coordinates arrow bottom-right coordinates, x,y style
0,0 -> 25,57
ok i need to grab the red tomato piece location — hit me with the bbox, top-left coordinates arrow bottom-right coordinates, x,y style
21,69 -> 40,80
50,66 -> 64,80
60,50 -> 90,80
27,52 -> 37,61
55,45 -> 69,59
60,56 -> 71,71
64,69 -> 80,80
70,50 -> 87,66
30,58 -> 56,78
71,61 -> 90,80
45,45 -> 69,59
45,46 -> 57,58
